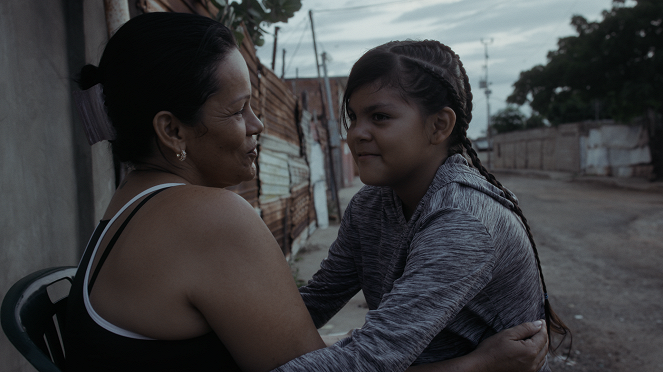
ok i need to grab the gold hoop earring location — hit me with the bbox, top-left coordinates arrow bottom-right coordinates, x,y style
176,149 -> 186,161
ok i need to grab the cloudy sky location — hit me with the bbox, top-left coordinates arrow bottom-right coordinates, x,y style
256,0 -> 625,139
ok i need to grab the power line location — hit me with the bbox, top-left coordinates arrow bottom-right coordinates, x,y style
278,15 -> 309,46
522,0 -> 581,63
314,0 -> 431,13
284,19 -> 310,76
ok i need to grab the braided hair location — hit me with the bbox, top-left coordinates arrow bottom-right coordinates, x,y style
341,40 -> 570,352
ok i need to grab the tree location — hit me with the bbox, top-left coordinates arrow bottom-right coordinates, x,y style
507,0 -> 663,179
491,106 -> 526,134
490,106 -> 548,134
210,0 -> 302,46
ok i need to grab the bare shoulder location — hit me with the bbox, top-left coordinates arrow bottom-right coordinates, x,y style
163,185 -> 265,242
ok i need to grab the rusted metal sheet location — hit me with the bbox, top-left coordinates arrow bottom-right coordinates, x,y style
307,194 -> 317,231
261,197 -> 289,255
258,148 -> 290,201
299,110 -> 313,165
260,133 -> 300,156
259,68 -> 299,145
289,157 -> 309,188
289,182 -> 310,238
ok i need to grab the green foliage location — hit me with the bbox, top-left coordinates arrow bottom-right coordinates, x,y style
210,0 -> 302,47
491,106 -> 526,134
490,106 -> 548,134
525,112 -> 547,129
507,0 -> 663,124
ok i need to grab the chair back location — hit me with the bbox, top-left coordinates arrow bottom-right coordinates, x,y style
1,266 -> 77,372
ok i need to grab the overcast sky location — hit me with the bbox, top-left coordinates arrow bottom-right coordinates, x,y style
256,0 -> 625,139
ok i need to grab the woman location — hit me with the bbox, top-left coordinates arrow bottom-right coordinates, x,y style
64,12 -> 548,372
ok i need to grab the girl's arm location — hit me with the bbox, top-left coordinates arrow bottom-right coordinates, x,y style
407,321 -> 549,372
271,209 -> 527,371
299,199 -> 363,326
324,321 -> 548,372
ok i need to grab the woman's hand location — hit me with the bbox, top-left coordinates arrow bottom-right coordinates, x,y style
472,320 -> 548,372
407,320 -> 548,372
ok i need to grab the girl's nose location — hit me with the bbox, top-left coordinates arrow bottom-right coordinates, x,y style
348,120 -> 371,142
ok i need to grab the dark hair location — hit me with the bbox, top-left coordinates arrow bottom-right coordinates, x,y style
342,40 -> 571,353
77,12 -> 237,163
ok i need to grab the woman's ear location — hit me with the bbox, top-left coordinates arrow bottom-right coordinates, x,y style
429,107 -> 456,145
153,111 -> 188,154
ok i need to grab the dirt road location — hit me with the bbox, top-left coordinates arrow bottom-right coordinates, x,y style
495,173 -> 663,371
295,174 -> 663,370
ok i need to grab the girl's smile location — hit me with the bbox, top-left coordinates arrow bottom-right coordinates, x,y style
346,83 -> 449,217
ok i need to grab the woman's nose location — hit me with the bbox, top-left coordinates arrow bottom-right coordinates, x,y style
246,105 -> 264,135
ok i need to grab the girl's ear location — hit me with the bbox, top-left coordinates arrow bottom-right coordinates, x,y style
429,107 -> 456,145
153,111 -> 189,155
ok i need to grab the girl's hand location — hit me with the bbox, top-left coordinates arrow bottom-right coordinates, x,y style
473,320 -> 548,372
407,320 -> 548,372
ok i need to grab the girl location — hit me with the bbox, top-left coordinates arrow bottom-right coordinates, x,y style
274,40 -> 570,371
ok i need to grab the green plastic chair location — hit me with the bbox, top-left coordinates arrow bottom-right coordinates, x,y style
1,266 -> 77,372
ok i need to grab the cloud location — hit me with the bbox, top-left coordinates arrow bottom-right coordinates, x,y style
257,0 -> 614,138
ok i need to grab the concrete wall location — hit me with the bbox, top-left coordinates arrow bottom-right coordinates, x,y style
490,121 -> 653,178
585,124 -> 652,177
0,1 -> 109,370
491,122 -> 598,173
84,2 -> 116,221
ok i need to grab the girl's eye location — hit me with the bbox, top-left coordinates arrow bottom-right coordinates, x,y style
372,113 -> 389,121
347,112 -> 356,121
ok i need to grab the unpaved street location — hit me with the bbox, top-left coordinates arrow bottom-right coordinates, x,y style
495,173 -> 663,371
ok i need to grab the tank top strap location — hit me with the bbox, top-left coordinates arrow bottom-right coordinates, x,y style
88,187 -> 166,292
82,183 -> 184,339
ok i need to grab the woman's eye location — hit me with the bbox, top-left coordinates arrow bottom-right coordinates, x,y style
234,105 -> 246,116
372,113 -> 389,121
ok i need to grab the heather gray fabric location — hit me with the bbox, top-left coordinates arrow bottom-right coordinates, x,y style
275,154 -> 549,372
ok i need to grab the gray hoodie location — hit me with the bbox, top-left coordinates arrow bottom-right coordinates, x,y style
276,154 -> 549,372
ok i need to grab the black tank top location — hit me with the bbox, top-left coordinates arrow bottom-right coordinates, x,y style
64,184 -> 241,371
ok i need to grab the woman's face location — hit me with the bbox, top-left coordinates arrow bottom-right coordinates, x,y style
186,49 -> 263,188
346,83 -> 444,192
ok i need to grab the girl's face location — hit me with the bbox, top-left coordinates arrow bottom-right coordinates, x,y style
185,49 -> 263,188
346,83 -> 446,194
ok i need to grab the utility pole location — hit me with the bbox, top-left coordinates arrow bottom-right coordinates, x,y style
309,11 -> 321,78
271,26 -> 280,71
281,49 -> 286,79
309,10 -> 341,220
321,52 -> 336,122
322,52 -> 342,215
479,38 -> 493,169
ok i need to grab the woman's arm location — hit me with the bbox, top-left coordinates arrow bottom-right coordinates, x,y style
182,190 -> 326,372
407,321 -> 548,372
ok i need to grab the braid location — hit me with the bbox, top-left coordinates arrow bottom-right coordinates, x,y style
460,132 -> 571,353
397,41 -> 571,352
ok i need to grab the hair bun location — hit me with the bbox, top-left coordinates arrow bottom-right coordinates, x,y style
77,64 -> 101,90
